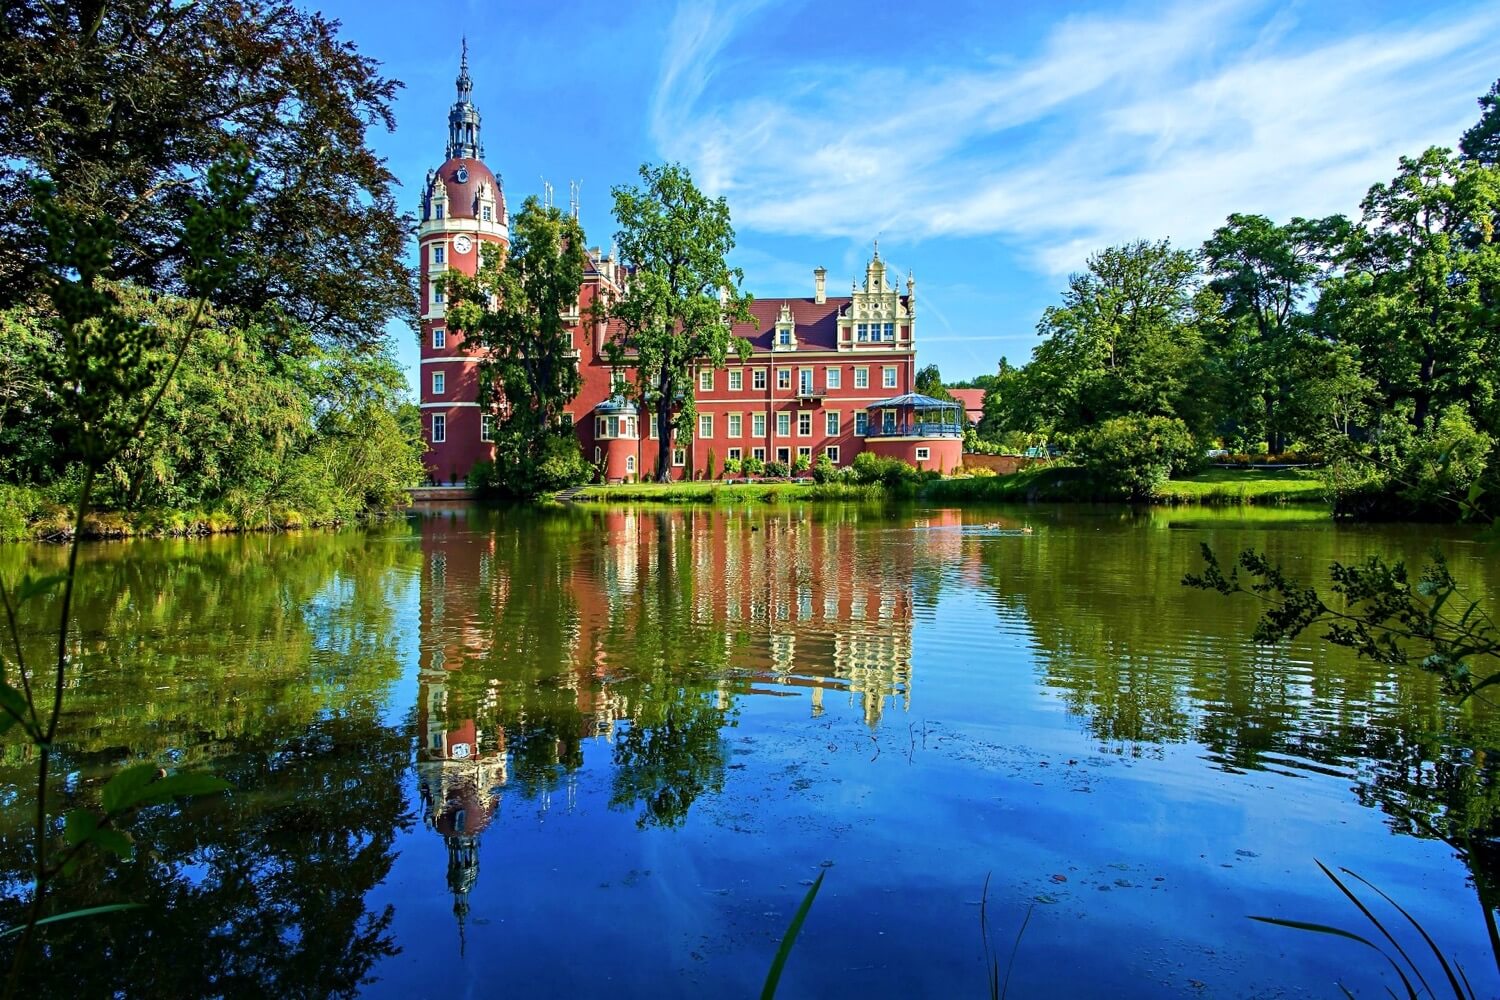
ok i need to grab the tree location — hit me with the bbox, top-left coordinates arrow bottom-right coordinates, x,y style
0,0 -> 415,354
1461,78 -> 1500,166
1028,240 -> 1216,437
1200,213 -> 1349,452
607,164 -> 752,481
442,196 -> 591,495
914,364 -> 955,402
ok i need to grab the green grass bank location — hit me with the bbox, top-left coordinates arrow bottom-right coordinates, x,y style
560,466 -> 1330,507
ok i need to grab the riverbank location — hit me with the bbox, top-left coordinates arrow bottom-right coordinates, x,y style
0,484 -> 406,543
559,466 -> 1329,507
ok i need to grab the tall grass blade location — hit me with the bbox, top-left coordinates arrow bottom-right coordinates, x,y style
1000,902 -> 1034,1000
1315,859 -> 1428,998
1248,916 -> 1417,998
979,872 -> 999,1000
0,903 -> 144,939
760,870 -> 824,1000
1340,867 -> 1468,999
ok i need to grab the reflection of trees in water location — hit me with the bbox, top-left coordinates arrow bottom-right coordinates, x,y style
0,526 -> 419,996
972,511 -> 1500,896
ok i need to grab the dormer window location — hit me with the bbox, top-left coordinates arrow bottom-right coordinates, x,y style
773,301 -> 796,349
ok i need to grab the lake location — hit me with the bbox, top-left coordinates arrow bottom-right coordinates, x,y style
1,503 -> 1496,997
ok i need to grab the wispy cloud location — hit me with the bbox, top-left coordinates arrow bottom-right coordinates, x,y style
650,1 -> 1499,275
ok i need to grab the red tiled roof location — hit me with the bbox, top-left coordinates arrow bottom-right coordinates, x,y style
950,388 -> 986,418
732,296 -> 910,353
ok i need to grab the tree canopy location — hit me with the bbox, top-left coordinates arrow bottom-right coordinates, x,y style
607,163 -> 751,480
0,0 -> 416,353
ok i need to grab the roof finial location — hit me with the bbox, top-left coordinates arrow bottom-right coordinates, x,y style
873,237 -> 879,260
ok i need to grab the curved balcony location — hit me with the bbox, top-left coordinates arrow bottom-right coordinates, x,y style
863,393 -> 964,438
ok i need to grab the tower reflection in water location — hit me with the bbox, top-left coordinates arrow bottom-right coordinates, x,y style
412,505 -> 968,929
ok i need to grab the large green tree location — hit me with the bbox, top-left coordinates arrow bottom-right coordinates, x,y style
442,196 -> 591,495
607,164 -> 752,480
1324,147 -> 1499,437
1028,240 -> 1217,436
0,0 -> 415,353
1461,78 -> 1500,166
1200,213 -> 1349,452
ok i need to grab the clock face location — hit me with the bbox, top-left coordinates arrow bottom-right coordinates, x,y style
454,166 -> 469,183
453,235 -> 473,255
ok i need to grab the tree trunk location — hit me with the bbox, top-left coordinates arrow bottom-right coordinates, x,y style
655,395 -> 673,482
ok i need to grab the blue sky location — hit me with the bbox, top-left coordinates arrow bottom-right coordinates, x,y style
324,0 -> 1498,387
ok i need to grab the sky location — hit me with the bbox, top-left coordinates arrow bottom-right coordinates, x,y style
319,0 -> 1499,388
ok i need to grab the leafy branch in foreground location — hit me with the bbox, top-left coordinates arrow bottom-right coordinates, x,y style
1184,543 -> 1498,701
0,153 -> 254,996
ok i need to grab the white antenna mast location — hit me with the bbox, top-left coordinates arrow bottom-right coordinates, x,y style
569,180 -> 580,220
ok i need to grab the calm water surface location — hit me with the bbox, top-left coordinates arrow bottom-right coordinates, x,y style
2,503 -> 1497,998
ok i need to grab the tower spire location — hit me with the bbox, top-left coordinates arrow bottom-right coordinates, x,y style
446,40 -> 483,161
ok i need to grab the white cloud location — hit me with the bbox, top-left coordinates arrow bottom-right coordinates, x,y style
650,0 -> 1500,275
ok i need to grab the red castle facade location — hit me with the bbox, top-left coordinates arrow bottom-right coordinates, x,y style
418,50 -> 962,485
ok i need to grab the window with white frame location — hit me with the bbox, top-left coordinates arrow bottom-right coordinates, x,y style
699,413 -> 713,438
855,367 -> 869,389
728,413 -> 742,437
649,419 -> 659,439
729,370 -> 743,391
883,366 -> 897,388
481,413 -> 494,442
727,447 -> 742,460
776,413 -> 791,436
777,447 -> 791,464
432,282 -> 443,304
752,447 -> 766,460
432,371 -> 445,395
778,328 -> 793,346
916,447 -> 930,461
431,413 -> 446,442
435,203 -> 444,220
797,446 -> 811,459
433,244 -> 445,265
797,412 -> 812,436
855,412 -> 869,435
699,370 -> 714,392
826,446 -> 840,463
826,367 -> 841,389
432,327 -> 446,349
594,446 -> 601,463
857,323 -> 869,342
825,412 -> 840,436
482,205 -> 492,222
776,369 -> 791,390
752,369 -> 767,390
883,323 -> 895,341
752,413 -> 767,437
626,455 -> 636,473
672,448 -> 686,467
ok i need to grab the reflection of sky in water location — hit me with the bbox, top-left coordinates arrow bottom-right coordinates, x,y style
0,505 -> 1494,997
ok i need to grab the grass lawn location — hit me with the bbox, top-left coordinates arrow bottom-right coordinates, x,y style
1158,467 -> 1326,504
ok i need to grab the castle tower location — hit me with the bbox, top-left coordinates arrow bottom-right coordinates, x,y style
418,41 -> 510,485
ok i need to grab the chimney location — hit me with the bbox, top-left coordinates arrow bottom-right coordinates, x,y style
813,266 -> 827,305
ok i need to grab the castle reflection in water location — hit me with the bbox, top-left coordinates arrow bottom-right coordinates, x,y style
412,505 -> 976,930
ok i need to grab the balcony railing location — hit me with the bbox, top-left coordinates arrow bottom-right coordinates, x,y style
870,420 -> 964,438
795,386 -> 826,401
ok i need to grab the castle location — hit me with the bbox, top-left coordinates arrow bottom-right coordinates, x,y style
417,47 -> 962,485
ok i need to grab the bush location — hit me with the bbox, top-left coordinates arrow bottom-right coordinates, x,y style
811,453 -> 837,484
792,453 -> 811,474
764,460 -> 789,478
722,456 -> 742,477
744,455 -> 765,475
472,432 -> 591,497
1073,415 -> 1199,500
850,451 -> 921,488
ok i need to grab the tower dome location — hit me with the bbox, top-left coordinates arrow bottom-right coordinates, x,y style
420,39 -> 506,226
